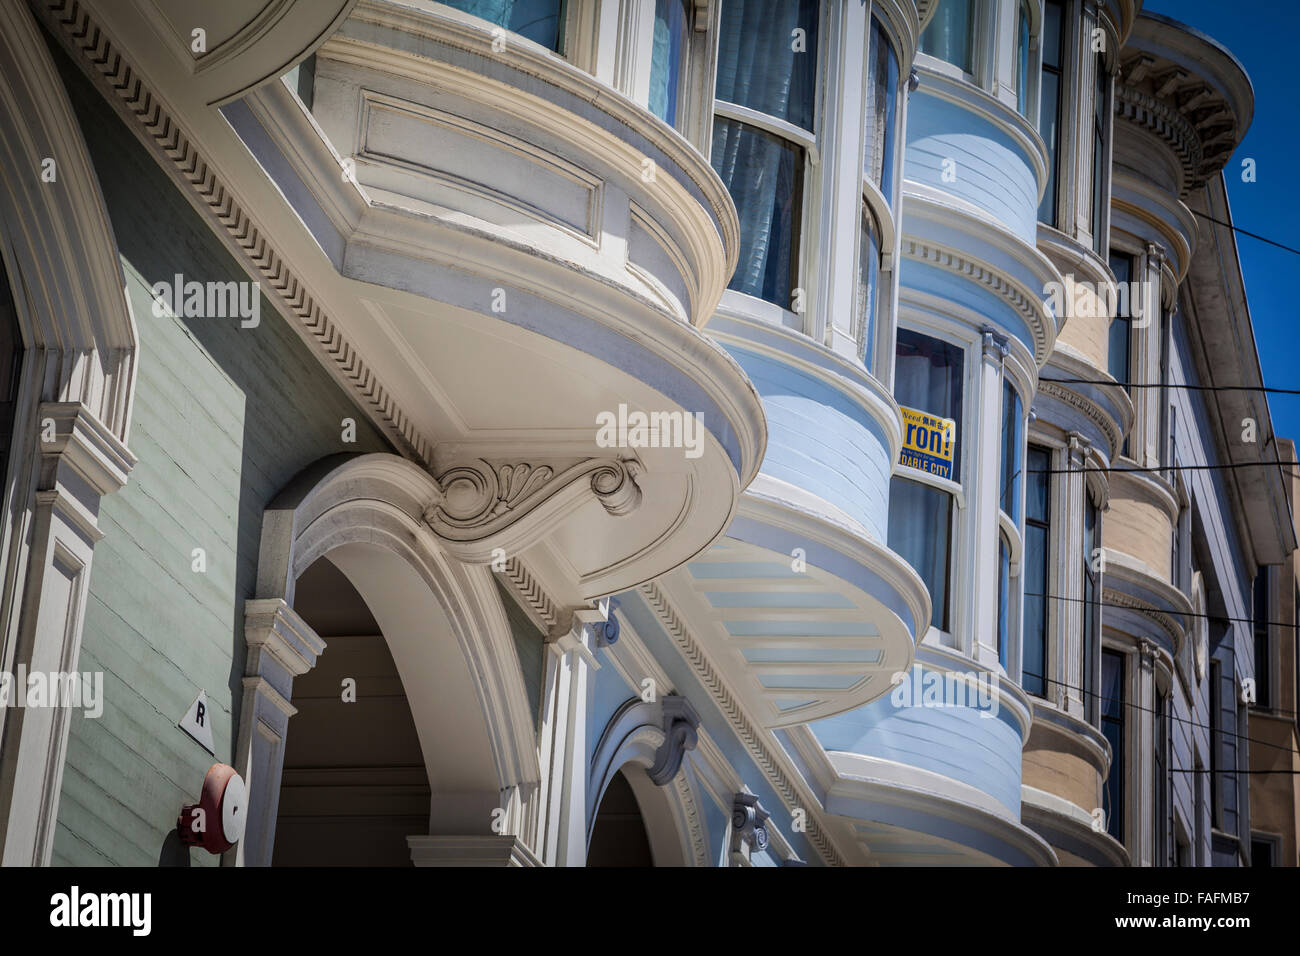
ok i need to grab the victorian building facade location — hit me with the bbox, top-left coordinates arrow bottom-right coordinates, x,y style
0,0 -> 1289,867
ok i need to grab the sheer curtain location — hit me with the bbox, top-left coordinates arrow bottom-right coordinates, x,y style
649,0 -> 687,125
889,477 -> 952,631
710,0 -> 818,305
440,0 -> 564,51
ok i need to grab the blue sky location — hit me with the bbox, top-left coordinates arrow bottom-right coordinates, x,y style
1143,1 -> 1300,445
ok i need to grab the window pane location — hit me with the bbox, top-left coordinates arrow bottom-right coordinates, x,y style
866,17 -> 899,203
1000,380 -> 1023,521
1038,71 -> 1061,223
1037,1 -> 1065,224
858,208 -> 880,368
1042,0 -> 1063,69
1016,0 -> 1032,117
1092,57 -> 1109,254
441,0 -> 565,51
895,328 -> 964,482
888,478 -> 952,631
716,0 -> 820,131
1101,649 -> 1125,841
997,533 -> 1011,667
1024,444 -> 1051,695
919,0 -> 973,72
711,118 -> 801,305
1024,522 -> 1048,696
649,0 -> 688,125
1027,445 -> 1049,522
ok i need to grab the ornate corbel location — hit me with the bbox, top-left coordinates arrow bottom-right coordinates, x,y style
648,695 -> 700,786
731,793 -> 771,855
981,326 -> 1009,365
422,457 -> 644,562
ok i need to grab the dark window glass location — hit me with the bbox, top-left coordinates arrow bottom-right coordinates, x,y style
888,477 -> 952,631
1210,659 -> 1221,826
1092,55 -> 1109,254
895,328 -> 964,482
866,17 -> 899,203
1254,567 -> 1271,709
1000,380 -> 1023,521
1155,694 -> 1168,864
711,118 -> 802,306
1252,839 -> 1275,867
716,0 -> 820,131
1101,649 -> 1125,841
649,0 -> 689,126
919,0 -> 973,72
442,0 -> 565,51
1037,0 -> 1065,223
1109,253 -> 1134,456
1023,445 -> 1051,697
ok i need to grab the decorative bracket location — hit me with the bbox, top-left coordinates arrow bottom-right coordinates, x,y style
422,457 -> 643,563
648,695 -> 700,786
731,792 -> 771,855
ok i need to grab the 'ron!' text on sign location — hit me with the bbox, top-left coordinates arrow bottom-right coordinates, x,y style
899,406 -> 956,480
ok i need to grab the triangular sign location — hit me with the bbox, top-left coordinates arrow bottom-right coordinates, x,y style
178,690 -> 215,755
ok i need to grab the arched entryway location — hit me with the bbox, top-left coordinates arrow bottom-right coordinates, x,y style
234,454 -> 541,866
587,768 -> 654,866
272,556 -> 430,866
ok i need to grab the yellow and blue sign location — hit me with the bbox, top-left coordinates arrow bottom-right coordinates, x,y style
899,406 -> 956,480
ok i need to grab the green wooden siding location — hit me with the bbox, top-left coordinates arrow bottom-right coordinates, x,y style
50,41 -> 392,866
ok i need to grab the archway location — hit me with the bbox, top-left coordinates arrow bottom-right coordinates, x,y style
587,768 -> 654,867
235,453 -> 541,866
272,556 -> 430,866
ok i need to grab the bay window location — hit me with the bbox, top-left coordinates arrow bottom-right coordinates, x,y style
711,0 -> 820,309
1000,380 -> 1023,522
440,0 -> 566,51
919,0 -> 975,74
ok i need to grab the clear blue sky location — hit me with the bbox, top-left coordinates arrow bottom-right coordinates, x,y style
1142,1 -> 1300,445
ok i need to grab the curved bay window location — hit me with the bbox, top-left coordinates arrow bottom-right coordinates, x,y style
890,328 -> 965,632
1023,445 -> 1051,696
865,16 -> 899,205
1108,251 -> 1134,456
711,0 -> 819,309
440,0 -> 566,51
649,0 -> 690,126
919,0 -> 975,74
